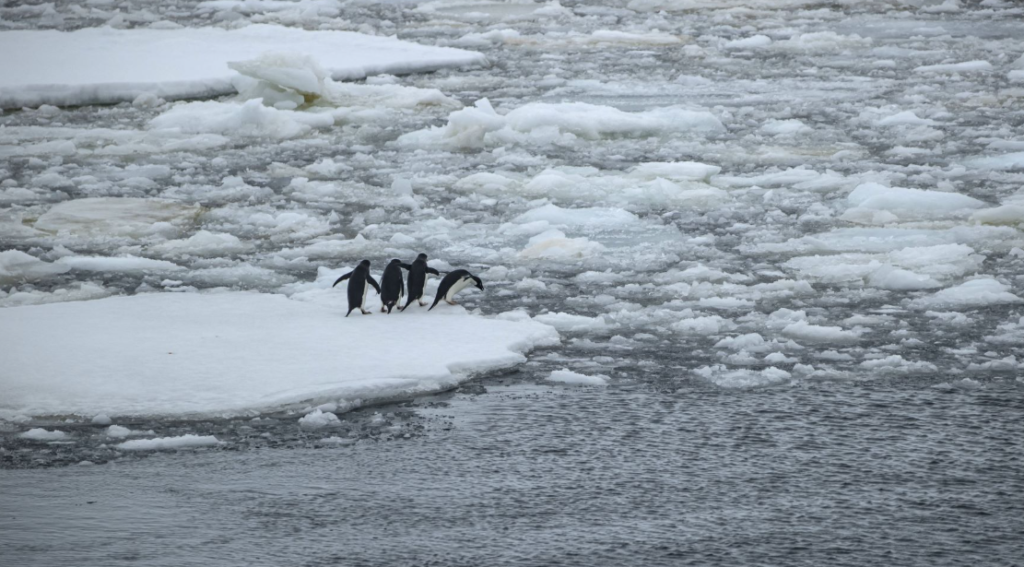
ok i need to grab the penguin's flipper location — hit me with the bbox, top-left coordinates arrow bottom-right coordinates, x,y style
367,275 -> 381,295
427,267 -> 441,276
399,263 -> 413,270
333,271 -> 353,287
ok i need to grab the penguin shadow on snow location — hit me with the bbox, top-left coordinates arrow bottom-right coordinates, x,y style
332,254 -> 483,317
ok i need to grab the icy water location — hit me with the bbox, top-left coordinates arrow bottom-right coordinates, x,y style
3,0 -> 1024,564
3,380 -> 1024,566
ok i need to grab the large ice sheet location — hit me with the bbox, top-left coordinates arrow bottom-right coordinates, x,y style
0,25 -> 486,108
0,292 -> 560,419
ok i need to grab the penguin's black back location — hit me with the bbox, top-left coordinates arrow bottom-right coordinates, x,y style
406,257 -> 428,300
381,260 -> 405,311
430,269 -> 470,310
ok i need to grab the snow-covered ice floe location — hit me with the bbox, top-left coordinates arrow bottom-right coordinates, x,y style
0,292 -> 560,419
0,24 -> 486,108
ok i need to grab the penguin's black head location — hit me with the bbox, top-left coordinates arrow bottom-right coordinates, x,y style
359,259 -> 371,267
472,275 -> 484,290
417,253 -> 428,261
390,258 -> 401,264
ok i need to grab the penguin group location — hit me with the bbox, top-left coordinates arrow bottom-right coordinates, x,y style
332,253 -> 484,317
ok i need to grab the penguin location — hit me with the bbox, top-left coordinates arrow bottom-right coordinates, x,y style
400,253 -> 441,311
429,269 -> 483,311
379,258 -> 408,314
332,259 -> 380,317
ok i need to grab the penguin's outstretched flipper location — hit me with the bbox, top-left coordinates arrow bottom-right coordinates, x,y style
333,271 -> 353,287
367,275 -> 381,294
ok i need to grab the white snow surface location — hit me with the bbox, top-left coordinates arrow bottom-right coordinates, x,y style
0,25 -> 486,108
0,292 -> 560,419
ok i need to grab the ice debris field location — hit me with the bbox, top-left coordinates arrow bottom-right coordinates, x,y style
1,0 -> 1024,447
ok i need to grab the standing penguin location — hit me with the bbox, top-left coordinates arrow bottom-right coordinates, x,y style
332,259 -> 380,317
400,253 -> 441,311
429,269 -> 483,311
379,258 -> 408,314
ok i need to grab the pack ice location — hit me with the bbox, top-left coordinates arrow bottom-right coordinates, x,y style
0,292 -> 560,419
0,24 -> 486,108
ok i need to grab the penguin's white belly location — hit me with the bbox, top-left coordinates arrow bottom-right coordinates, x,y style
362,282 -> 368,306
446,277 -> 473,301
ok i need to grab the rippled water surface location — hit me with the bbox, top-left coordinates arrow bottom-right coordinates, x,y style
3,379 -> 1023,566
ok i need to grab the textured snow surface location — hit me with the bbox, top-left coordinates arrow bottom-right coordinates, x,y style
0,25 -> 486,108
0,292 -> 560,418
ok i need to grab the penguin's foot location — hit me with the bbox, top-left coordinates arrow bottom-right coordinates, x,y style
361,309 -> 372,315
419,300 -> 427,306
446,299 -> 457,305
381,306 -> 387,313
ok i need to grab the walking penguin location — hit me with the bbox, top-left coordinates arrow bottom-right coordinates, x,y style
333,259 -> 381,316
379,258 -> 409,314
400,253 -> 440,311
429,269 -> 484,311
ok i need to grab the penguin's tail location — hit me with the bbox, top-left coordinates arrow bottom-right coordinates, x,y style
346,308 -> 354,317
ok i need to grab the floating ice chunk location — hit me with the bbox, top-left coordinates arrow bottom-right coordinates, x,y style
0,25 -> 485,108
714,333 -> 766,351
150,99 -> 334,139
694,365 -> 791,388
0,250 -> 70,284
19,428 -> 68,441
909,278 -> 1023,310
534,312 -> 609,332
782,321 -> 860,344
841,182 -> 985,223
35,198 -> 200,238
875,111 -> 937,127
105,425 -> 132,438
513,204 -> 639,228
861,355 -> 937,374
866,267 -> 941,291
55,255 -> 184,273
971,205 -> 1024,226
91,414 -> 112,425
775,32 -> 870,51
0,292 -> 559,418
724,35 -> 772,50
547,369 -> 609,386
755,226 -> 1021,256
519,229 -> 606,260
150,231 -> 254,257
698,297 -> 754,309
963,152 -> 1024,171
229,52 -> 327,98
671,315 -> 736,335
629,162 -> 721,181
298,409 -> 340,429
914,60 -> 992,73
503,102 -> 724,139
1009,70 -> 1024,83
761,119 -> 811,135
399,99 -> 723,148
118,434 -> 221,451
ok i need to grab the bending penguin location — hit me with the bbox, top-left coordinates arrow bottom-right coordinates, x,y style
332,259 -> 380,317
400,253 -> 440,311
429,269 -> 484,311
379,258 -> 409,314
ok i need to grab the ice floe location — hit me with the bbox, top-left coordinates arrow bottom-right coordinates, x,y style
0,292 -> 560,419
0,25 -> 485,108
